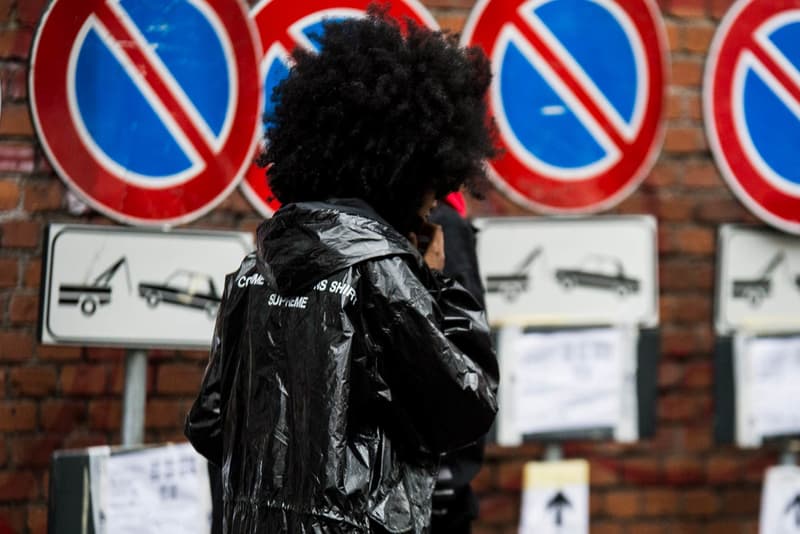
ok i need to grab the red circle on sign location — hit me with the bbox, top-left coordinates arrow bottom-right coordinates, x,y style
30,0 -> 262,226
704,0 -> 800,234
241,0 -> 438,217
461,0 -> 667,213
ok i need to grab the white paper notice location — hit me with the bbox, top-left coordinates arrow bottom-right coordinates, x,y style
519,460 -> 589,534
760,465 -> 800,534
510,328 -> 637,440
735,335 -> 800,447
92,443 -> 211,534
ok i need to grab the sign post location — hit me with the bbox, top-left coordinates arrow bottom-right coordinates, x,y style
122,349 -> 147,446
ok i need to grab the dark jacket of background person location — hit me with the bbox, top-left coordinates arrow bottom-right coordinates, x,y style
186,199 -> 499,533
428,199 -> 490,533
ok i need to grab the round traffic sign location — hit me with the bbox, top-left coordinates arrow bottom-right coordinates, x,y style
30,0 -> 262,226
242,0 -> 437,217
461,0 -> 667,213
705,0 -> 800,234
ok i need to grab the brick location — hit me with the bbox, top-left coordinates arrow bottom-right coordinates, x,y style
27,504 -> 47,534
0,28 -> 33,60
0,144 -> 35,173
605,490 -> 640,518
682,489 -> 719,516
642,488 -> 679,517
627,523 -> 667,534
695,196 -> 749,223
589,458 -> 620,486
645,161 -> 679,188
664,20 -> 680,52
145,399 -> 187,429
720,489 -> 760,515
63,433 -> 109,450
660,295 -> 712,324
156,363 -> 204,394
36,343 -> 82,361
591,522 -> 623,534
23,259 -> 41,288
679,426 -> 714,453
658,393 -> 710,423
685,24 -> 715,54
60,365 -> 111,396
668,0 -> 706,17
435,12 -> 467,33
658,361 -> 683,388
682,162 -> 721,188
0,401 -> 36,431
10,436 -> 63,468
9,293 -> 39,324
0,504 -> 27,533
710,0 -> 736,19
0,471 -> 37,501
666,91 -> 682,120
0,180 -> 19,209
1,220 -> 41,248
0,331 -> 28,363
218,188 -> 254,214
0,440 -> 6,468
621,457 -> 662,485
656,193 -> 695,221
89,400 -> 122,431
0,0 -> 11,23
664,456 -> 705,485
671,59 -> 704,87
23,181 -> 63,211
471,463 -> 495,494
420,0 -> 474,7
664,126 -> 706,154
18,0 -> 48,27
86,347 -> 127,360
685,93 -> 702,120
675,226 -> 715,255
0,103 -> 34,136
496,461 -> 523,491
478,494 -> 519,524
707,456 -> 742,485
660,259 -> 714,291
683,361 -> 712,388
10,366 -> 56,397
40,400 -> 86,432
0,258 -> 17,287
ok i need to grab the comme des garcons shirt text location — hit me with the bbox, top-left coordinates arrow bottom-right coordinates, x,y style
235,274 -> 357,309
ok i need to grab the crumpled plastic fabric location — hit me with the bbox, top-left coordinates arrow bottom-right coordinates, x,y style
185,198 -> 499,533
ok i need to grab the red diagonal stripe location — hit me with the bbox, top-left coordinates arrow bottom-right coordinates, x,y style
94,2 -> 216,163
749,35 -> 800,113
511,12 -> 628,151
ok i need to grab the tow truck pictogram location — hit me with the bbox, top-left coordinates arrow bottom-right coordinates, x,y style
58,257 -> 131,316
732,251 -> 786,307
486,247 -> 543,301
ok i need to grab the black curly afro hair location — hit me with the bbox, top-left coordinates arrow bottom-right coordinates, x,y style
258,5 -> 497,233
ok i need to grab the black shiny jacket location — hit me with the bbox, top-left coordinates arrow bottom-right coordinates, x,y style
185,199 -> 498,533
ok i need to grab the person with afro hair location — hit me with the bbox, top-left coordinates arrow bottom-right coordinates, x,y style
186,6 -> 499,533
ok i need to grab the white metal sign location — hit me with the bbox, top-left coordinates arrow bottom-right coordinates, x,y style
760,465 -> 800,534
89,443 -> 211,534
735,334 -> 800,447
40,224 -> 253,349
496,327 -> 638,446
519,460 -> 589,534
716,225 -> 800,335
475,216 -> 658,327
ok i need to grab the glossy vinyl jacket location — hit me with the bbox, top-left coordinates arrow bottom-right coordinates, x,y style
185,199 -> 499,533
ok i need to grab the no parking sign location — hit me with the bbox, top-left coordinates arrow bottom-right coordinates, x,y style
30,0 -> 262,226
241,0 -> 437,217
462,0 -> 668,213
705,0 -> 800,234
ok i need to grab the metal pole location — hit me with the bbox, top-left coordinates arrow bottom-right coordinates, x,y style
122,349 -> 147,446
544,442 -> 564,462
781,439 -> 800,466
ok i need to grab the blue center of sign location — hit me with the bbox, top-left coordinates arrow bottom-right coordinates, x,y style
741,21 -> 800,187
74,0 -> 231,179
498,0 -> 639,171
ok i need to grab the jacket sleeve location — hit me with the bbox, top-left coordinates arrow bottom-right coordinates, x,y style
184,275 -> 238,466
361,257 -> 499,455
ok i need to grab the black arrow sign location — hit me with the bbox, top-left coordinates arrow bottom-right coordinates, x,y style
785,493 -> 800,527
547,490 -> 573,526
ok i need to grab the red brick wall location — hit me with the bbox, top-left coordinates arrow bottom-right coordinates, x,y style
0,0 -> 781,533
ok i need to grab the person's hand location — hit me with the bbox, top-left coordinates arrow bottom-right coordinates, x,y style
409,222 -> 445,271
